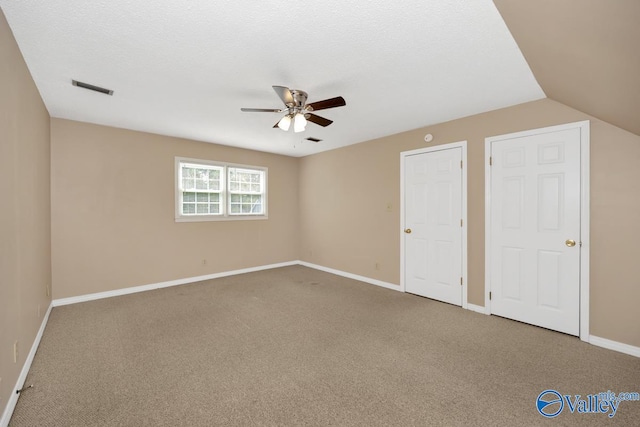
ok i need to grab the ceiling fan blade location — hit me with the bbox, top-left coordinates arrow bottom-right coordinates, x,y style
240,108 -> 282,112
306,96 -> 346,111
272,86 -> 294,106
305,113 -> 333,127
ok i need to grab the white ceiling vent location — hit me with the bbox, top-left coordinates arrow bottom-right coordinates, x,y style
72,80 -> 114,96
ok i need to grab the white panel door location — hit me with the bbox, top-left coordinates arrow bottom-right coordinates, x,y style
490,128 -> 581,335
405,147 -> 462,306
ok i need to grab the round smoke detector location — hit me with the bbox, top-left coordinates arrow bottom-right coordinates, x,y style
424,133 -> 433,143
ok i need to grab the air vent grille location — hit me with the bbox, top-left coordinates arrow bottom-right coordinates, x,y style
72,80 -> 114,95
305,137 -> 322,143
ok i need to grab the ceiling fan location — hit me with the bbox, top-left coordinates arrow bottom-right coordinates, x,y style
241,86 -> 346,133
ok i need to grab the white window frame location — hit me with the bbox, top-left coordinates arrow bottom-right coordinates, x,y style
175,157 -> 268,222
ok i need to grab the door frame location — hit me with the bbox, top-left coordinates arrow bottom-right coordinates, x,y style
400,141 -> 468,308
484,121 -> 590,341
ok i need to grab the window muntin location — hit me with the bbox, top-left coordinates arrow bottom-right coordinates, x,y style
176,158 -> 267,221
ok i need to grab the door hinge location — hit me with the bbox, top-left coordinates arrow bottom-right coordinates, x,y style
489,291 -> 492,300
460,219 -> 463,227
460,160 -> 463,169
460,277 -> 463,286
489,156 -> 493,166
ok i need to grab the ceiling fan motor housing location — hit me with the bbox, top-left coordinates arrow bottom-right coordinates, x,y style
290,90 -> 309,111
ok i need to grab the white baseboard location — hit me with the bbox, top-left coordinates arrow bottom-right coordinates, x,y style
297,261 -> 401,291
466,303 -> 489,315
52,261 -> 299,307
38,264 -> 639,363
1,302 -> 53,427
589,335 -> 640,358
52,260 -> 401,309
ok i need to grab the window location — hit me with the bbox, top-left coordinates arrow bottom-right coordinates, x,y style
175,158 -> 267,221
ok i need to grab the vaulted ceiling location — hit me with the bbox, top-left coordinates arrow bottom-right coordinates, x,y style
1,1 -> 637,157
494,0 -> 640,137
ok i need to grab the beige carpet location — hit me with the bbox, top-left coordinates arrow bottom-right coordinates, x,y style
10,266 -> 640,426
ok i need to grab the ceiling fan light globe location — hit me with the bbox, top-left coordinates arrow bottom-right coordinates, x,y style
277,115 -> 292,131
294,113 -> 307,133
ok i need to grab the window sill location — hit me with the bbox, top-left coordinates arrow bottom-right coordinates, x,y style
175,215 -> 268,223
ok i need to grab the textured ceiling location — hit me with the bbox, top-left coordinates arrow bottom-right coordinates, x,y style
494,0 -> 640,137
0,0 -> 544,157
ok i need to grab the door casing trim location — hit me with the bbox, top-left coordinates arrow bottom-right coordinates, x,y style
484,121 -> 590,341
400,141 -> 468,308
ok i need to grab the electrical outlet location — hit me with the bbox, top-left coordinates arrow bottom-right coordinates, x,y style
13,341 -> 18,363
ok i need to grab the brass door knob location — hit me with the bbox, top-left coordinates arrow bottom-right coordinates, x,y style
404,228 -> 412,234
565,239 -> 576,247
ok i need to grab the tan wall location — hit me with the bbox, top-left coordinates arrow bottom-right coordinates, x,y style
0,9 -> 52,415
299,98 -> 640,348
50,119 -> 299,299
